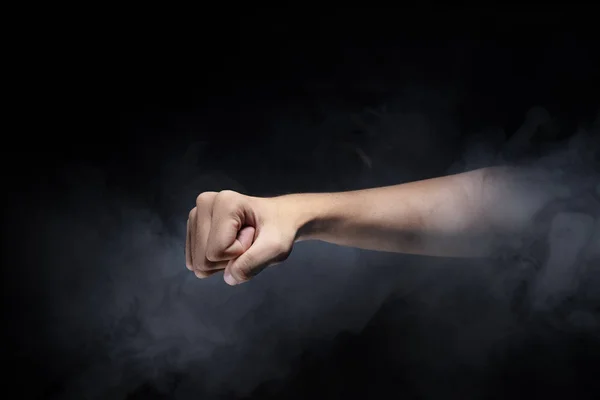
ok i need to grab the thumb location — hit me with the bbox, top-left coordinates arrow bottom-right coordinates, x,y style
223,235 -> 288,286
207,224 -> 255,262
225,225 -> 255,255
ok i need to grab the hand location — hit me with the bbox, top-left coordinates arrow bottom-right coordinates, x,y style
185,190 -> 298,285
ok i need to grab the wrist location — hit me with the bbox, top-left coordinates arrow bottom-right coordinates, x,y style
274,193 -> 336,242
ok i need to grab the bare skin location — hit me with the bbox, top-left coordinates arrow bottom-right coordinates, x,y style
185,166 -> 563,285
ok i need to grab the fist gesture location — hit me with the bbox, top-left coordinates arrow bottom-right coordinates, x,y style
185,190 -> 298,285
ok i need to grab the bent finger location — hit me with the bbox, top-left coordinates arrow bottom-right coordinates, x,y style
185,217 -> 193,271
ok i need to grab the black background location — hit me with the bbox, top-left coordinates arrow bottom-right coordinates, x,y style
3,7 -> 600,399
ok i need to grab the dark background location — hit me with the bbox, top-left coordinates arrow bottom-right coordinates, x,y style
3,7 -> 600,399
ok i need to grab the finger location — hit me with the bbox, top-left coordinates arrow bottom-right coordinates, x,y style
194,192 -> 227,272
237,225 -> 256,251
188,208 -> 198,270
185,216 -> 193,271
194,269 -> 220,279
223,236 -> 287,286
192,192 -> 215,271
220,226 -> 256,284
224,257 -> 269,286
206,192 -> 250,262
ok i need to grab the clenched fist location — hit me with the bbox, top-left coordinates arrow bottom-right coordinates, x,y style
185,190 -> 299,285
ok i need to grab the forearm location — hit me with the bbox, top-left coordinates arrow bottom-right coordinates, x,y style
279,167 -> 561,257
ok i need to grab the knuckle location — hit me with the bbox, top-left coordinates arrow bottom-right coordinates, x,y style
192,259 -> 202,270
215,190 -> 241,208
205,248 -> 219,262
233,265 -> 251,282
196,191 -> 217,207
196,262 -> 211,273
188,207 -> 197,220
242,251 -> 256,268
194,270 -> 210,279
218,189 -> 237,199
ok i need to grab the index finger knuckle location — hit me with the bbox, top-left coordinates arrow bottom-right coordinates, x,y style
196,191 -> 217,208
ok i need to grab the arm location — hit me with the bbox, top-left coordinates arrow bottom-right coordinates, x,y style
187,166 -> 564,285
279,167 -> 561,257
